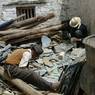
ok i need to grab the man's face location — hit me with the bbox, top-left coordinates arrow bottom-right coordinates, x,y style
32,50 -> 39,60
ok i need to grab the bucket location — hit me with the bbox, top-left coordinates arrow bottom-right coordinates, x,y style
83,34 -> 95,67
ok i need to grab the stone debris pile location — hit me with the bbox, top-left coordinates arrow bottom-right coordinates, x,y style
0,40 -> 86,95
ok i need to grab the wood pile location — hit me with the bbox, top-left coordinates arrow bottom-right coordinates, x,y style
0,13 -> 64,45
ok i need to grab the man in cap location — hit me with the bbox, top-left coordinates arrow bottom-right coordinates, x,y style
4,44 -> 59,91
69,17 -> 88,47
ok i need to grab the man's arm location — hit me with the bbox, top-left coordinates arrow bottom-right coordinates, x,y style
19,50 -> 32,67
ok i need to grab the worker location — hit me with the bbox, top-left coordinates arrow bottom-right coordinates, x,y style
4,44 -> 59,91
69,17 -> 88,48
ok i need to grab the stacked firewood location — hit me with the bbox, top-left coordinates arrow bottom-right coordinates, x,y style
0,13 -> 64,45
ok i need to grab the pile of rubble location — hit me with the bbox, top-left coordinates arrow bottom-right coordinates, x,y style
0,13 -> 86,95
0,41 -> 86,95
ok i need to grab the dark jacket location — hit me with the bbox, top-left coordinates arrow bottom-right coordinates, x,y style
69,24 -> 88,47
69,24 -> 88,40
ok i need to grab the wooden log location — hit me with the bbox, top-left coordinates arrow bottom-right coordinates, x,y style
20,21 -> 65,31
0,66 -> 43,95
13,14 -> 26,21
9,13 -> 55,28
19,21 -> 46,30
0,24 -> 64,41
0,24 -> 58,35
0,29 -> 21,36
19,21 -> 60,30
7,31 -> 58,44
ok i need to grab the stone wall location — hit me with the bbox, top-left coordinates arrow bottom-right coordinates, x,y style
79,0 -> 95,34
35,0 -> 62,25
0,0 -> 17,20
0,0 -> 10,18
60,0 -> 95,34
1,0 -> 63,24
60,0 -> 81,20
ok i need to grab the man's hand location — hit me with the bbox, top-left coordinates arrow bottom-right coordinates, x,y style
71,37 -> 81,43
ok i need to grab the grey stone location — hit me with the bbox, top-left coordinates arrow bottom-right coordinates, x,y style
42,48 -> 54,57
43,57 -> 53,67
19,43 -> 36,48
41,36 -> 51,48
36,58 -> 43,64
2,91 -> 14,95
70,48 -> 86,60
54,43 -> 73,53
